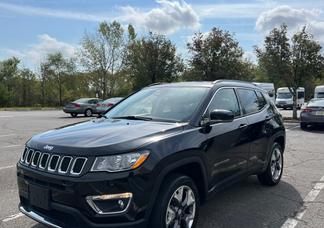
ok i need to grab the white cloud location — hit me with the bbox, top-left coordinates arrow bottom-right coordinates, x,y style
256,5 -> 320,32
243,51 -> 257,63
308,21 -> 324,47
255,5 -> 324,46
27,34 -> 76,63
0,2 -> 109,22
0,1 -> 199,34
2,34 -> 77,67
194,3 -> 270,19
119,0 -> 200,34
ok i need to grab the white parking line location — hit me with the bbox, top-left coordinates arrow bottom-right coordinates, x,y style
0,134 -> 15,137
286,125 -> 300,131
2,212 -> 24,222
0,145 -> 22,148
0,165 -> 15,171
0,116 -> 13,118
281,175 -> 324,228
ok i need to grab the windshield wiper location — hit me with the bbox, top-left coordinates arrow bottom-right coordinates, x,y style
111,115 -> 153,121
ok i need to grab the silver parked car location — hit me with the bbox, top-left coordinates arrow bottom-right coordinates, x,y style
300,99 -> 324,129
63,98 -> 102,117
95,97 -> 123,114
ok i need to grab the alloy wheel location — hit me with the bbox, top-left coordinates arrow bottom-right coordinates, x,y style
85,109 -> 92,117
270,147 -> 283,181
165,185 -> 196,228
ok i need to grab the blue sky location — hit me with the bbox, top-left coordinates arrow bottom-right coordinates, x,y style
1,0 -> 324,69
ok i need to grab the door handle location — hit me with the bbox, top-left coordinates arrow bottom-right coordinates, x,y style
238,124 -> 248,129
265,115 -> 273,121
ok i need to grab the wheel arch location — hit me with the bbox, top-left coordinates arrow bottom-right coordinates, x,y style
261,132 -> 285,173
144,155 -> 209,220
274,135 -> 285,153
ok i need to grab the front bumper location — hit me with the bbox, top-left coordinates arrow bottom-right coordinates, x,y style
19,204 -> 146,228
17,163 -> 150,228
276,103 -> 293,108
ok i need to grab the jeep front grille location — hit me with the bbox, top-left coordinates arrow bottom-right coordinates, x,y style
20,147 -> 87,176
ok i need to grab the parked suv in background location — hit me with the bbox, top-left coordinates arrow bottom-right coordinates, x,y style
63,98 -> 102,117
17,80 -> 285,228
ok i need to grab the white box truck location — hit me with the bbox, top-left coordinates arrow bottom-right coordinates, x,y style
275,87 -> 305,109
314,85 -> 324,98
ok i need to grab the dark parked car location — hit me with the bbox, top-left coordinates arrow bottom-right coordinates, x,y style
300,98 -> 324,129
17,80 -> 285,228
63,98 -> 102,117
95,97 -> 123,115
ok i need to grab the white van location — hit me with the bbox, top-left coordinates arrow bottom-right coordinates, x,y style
275,87 -> 305,109
314,85 -> 324,98
253,82 -> 275,102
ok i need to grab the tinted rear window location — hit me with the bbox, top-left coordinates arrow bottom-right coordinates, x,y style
256,91 -> 267,110
73,98 -> 91,103
237,89 -> 259,114
317,92 -> 324,98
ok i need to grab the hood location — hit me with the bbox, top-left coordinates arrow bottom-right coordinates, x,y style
28,118 -> 185,155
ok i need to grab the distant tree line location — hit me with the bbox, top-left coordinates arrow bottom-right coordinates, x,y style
1,21 -> 324,115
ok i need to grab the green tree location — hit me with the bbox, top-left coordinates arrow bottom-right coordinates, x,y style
256,25 -> 323,119
16,68 -> 40,106
41,52 -> 75,106
80,21 -> 126,97
126,32 -> 183,90
187,28 -> 250,81
0,57 -> 20,106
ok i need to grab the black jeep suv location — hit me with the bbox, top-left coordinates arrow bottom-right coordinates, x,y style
17,80 -> 285,228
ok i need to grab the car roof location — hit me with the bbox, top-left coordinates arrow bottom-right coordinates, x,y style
146,80 -> 258,89
75,98 -> 99,100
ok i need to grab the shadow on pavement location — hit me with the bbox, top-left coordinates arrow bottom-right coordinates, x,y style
197,176 -> 302,228
302,125 -> 324,134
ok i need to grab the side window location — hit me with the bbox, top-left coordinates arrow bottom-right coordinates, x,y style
237,89 -> 259,114
89,99 -> 99,104
208,88 -> 241,117
256,91 -> 267,110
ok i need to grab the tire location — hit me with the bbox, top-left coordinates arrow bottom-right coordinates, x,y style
150,174 -> 199,228
84,109 -> 92,117
70,113 -> 78,117
300,122 -> 307,130
257,143 -> 283,186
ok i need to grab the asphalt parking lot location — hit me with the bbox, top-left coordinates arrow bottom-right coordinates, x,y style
0,110 -> 324,228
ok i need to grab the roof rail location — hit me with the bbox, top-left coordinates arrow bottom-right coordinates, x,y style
213,79 -> 257,86
212,80 -> 223,84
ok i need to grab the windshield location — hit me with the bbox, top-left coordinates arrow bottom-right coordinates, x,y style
277,92 -> 292,99
105,87 -> 209,122
317,92 -> 324,98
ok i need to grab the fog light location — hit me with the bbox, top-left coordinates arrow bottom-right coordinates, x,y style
86,193 -> 132,215
118,199 -> 124,209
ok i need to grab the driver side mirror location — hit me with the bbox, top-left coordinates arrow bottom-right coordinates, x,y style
201,109 -> 234,126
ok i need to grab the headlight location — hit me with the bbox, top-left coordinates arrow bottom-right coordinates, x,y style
91,151 -> 150,172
